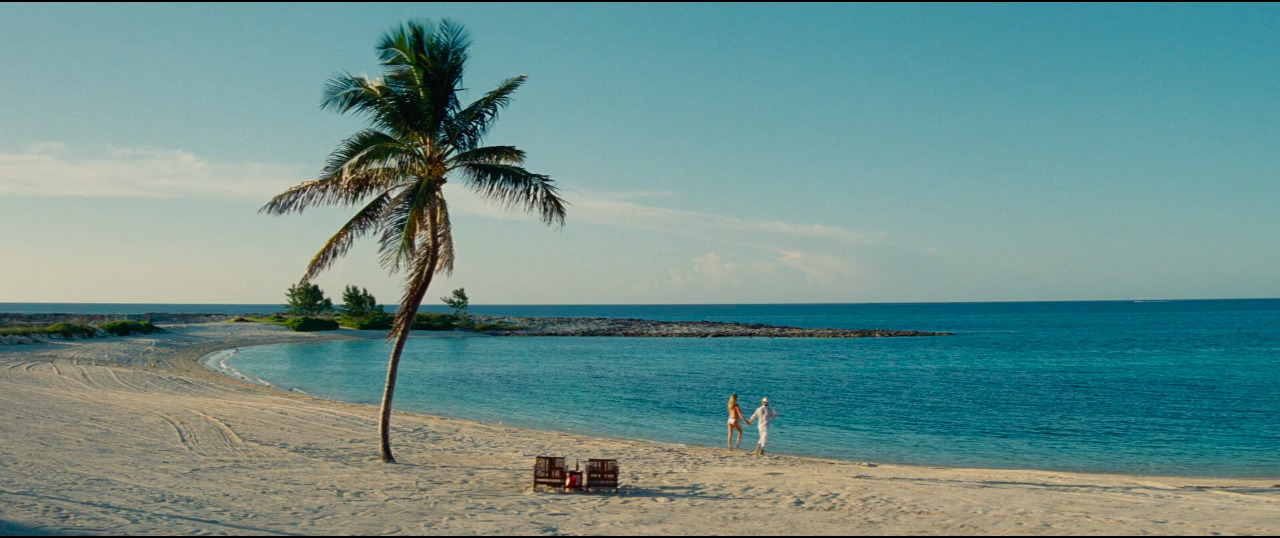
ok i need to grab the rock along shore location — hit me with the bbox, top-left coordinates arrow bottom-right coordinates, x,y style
471,315 -> 948,338
0,313 -> 948,339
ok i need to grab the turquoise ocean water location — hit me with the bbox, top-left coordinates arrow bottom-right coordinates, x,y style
29,300 -> 1278,478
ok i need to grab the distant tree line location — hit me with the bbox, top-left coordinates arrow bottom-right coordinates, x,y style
282,283 -> 470,332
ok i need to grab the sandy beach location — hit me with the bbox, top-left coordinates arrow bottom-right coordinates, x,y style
1,323 -> 1276,535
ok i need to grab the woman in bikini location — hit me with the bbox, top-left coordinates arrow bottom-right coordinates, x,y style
727,393 -> 748,450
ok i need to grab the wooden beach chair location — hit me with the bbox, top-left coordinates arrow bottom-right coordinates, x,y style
584,458 -> 619,491
533,456 -> 567,492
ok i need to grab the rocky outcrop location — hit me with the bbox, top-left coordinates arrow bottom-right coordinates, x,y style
1,335 -> 37,345
469,316 -> 948,338
0,313 -> 948,342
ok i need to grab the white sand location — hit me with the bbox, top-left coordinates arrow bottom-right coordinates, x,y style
0,323 -> 1276,535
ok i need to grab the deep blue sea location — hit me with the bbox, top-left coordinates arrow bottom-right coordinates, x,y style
12,301 -> 1278,477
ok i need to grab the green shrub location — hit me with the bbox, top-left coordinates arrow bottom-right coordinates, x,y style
0,323 -> 99,338
341,312 -> 393,330
412,313 -> 457,331
0,326 -> 44,337
46,323 -> 98,338
352,317 -> 393,330
284,317 -> 340,332
244,314 -> 289,326
101,320 -> 162,336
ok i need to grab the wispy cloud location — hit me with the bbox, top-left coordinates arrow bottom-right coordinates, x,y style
1,142 -> 939,302
0,143 -> 306,200
446,181 -> 889,300
444,183 -> 885,252
568,198 -> 883,245
773,249 -> 858,283
576,189 -> 679,202
674,250 -> 856,285
2,142 -> 892,261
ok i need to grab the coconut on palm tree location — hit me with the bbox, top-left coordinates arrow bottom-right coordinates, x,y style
262,19 -> 566,463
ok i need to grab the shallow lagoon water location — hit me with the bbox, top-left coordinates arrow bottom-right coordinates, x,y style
222,300 -> 1280,477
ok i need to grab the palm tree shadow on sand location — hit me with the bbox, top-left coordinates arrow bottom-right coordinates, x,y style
0,520 -> 69,536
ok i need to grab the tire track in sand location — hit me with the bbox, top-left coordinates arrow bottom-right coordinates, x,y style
157,409 -> 250,456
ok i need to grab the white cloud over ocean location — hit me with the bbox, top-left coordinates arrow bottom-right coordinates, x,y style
2,143 -> 897,300
1,143 -> 885,251
0,143 -> 307,201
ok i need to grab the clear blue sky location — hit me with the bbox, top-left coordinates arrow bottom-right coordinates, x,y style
1,3 -> 1277,304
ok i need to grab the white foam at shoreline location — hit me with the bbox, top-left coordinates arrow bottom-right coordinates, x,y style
201,348 -> 274,388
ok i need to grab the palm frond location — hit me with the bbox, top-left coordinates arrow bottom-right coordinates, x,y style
319,129 -> 416,180
376,189 -> 415,274
260,177 -> 343,215
388,196 -> 449,339
424,20 -> 470,122
375,20 -> 420,66
321,74 -> 413,136
432,195 -> 455,276
450,145 -> 525,166
262,129 -> 417,216
377,20 -> 470,144
376,179 -> 433,273
456,163 -> 568,226
300,192 -> 393,282
443,76 -> 526,152
260,162 -> 410,216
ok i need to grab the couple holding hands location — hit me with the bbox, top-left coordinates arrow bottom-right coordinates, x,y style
727,394 -> 777,455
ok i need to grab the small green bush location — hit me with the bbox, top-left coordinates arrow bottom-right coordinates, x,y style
1,323 -> 98,338
46,323 -> 98,338
412,313 -> 457,331
102,320 -> 162,336
284,317 -> 340,332
341,312 -> 393,330
243,314 -> 289,326
0,326 -> 49,337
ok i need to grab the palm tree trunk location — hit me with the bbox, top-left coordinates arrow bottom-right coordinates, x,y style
378,199 -> 445,463
377,274 -> 433,463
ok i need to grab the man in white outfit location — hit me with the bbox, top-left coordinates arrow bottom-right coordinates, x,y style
748,397 -> 777,455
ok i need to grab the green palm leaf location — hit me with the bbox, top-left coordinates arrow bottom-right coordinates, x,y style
458,163 -> 567,226
451,145 -> 526,166
444,75 -> 526,151
302,192 -> 394,282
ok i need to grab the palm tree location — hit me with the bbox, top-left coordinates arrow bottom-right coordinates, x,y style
262,20 -> 566,463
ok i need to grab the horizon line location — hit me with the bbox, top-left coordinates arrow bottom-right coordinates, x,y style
3,297 -> 1278,308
